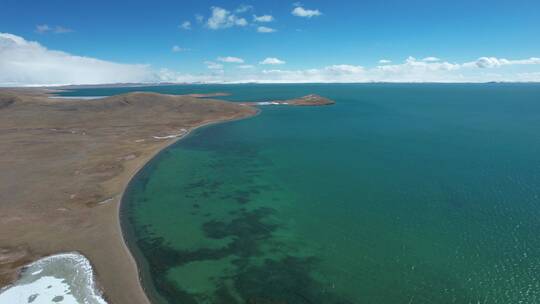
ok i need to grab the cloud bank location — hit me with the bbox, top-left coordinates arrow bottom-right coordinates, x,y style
469,56 -> 540,68
0,33 -> 157,86
1,33 -> 540,86
253,57 -> 540,83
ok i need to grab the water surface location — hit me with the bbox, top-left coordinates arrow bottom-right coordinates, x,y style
65,84 -> 540,303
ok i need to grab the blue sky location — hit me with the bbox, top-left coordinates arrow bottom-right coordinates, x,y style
1,0 -> 540,85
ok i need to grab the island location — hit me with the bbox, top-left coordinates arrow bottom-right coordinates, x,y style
0,89 -> 334,304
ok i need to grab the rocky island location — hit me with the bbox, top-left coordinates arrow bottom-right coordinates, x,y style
282,94 -> 335,106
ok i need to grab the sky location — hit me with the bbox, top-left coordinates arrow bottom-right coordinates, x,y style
1,0 -> 540,85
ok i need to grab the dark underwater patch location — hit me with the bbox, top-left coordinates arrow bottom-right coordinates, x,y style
124,124 -> 351,303
133,206 -> 352,304
233,256 -> 355,304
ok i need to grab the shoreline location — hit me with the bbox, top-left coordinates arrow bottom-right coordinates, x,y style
116,110 -> 261,304
0,89 -> 258,304
0,88 -> 331,304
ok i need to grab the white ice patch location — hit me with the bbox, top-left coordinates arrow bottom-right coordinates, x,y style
97,198 -> 114,205
256,101 -> 282,106
0,276 -> 79,304
0,252 -> 108,304
48,96 -> 107,100
153,129 -> 188,140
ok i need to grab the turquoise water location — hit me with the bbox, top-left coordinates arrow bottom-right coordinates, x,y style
64,84 -> 540,303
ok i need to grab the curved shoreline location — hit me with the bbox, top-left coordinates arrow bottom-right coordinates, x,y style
116,109 -> 261,304
0,89 -> 259,304
0,88 -> 331,304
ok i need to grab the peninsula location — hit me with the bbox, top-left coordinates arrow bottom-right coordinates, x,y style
239,94 -> 335,106
0,89 -> 334,304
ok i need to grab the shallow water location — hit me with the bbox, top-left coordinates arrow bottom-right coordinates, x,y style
63,84 -> 540,303
0,253 -> 107,304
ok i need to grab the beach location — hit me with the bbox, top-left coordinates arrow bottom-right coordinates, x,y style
0,89 -> 257,304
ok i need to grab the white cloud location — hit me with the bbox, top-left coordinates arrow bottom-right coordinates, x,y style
195,14 -> 204,23
54,26 -> 74,34
125,55 -> 540,83
3,33 -> 540,86
257,65 -> 365,83
325,65 -> 364,74
204,61 -> 224,70
217,56 -> 244,63
292,6 -> 322,18
207,7 -> 248,29
512,57 -> 540,65
172,46 -> 188,52
372,56 -> 461,79
35,24 -> 51,33
260,57 -> 286,65
35,24 -> 73,34
237,65 -> 255,69
156,68 -> 222,83
236,4 -> 253,13
371,57 -> 462,82
422,57 -> 440,62
236,18 -> 248,27
467,56 -> 540,68
179,21 -> 191,30
379,59 -> 392,64
0,33 -> 156,86
247,56 -> 540,83
515,72 -> 540,82
473,57 -> 502,68
257,26 -> 276,33
253,15 -> 274,22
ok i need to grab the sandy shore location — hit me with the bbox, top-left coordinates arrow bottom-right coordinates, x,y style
0,89 -> 257,304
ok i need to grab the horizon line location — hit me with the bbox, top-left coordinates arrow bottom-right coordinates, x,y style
3,81 -> 540,89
